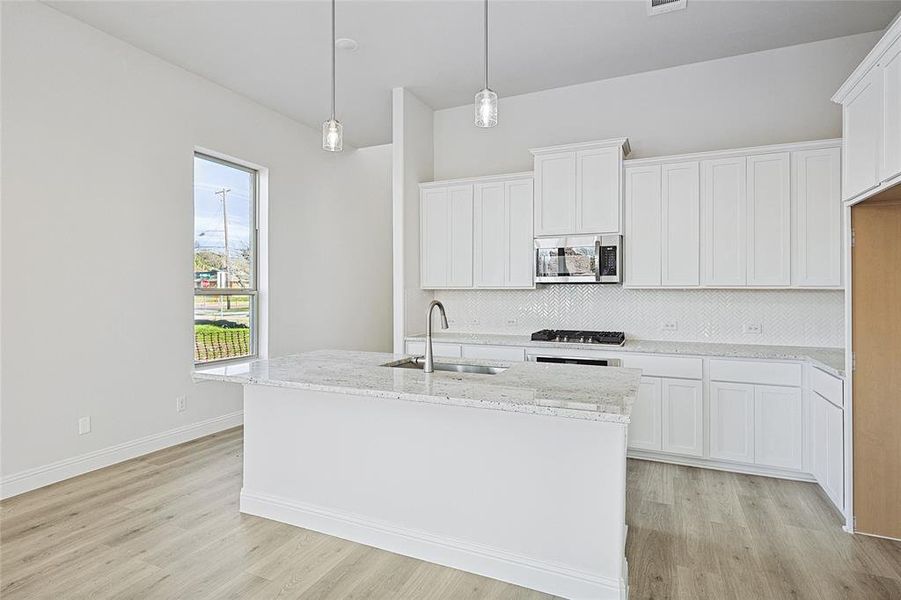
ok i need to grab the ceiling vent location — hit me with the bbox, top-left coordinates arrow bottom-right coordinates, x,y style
648,0 -> 686,16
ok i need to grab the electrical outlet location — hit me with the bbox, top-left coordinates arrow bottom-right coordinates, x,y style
467,318 -> 480,326
661,321 -> 678,332
176,395 -> 187,413
743,323 -> 763,335
78,417 -> 91,435
505,318 -> 517,326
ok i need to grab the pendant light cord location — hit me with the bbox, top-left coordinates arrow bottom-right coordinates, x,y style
484,0 -> 489,90
331,0 -> 336,120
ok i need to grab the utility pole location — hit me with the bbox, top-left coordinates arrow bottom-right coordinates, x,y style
214,188 -> 232,309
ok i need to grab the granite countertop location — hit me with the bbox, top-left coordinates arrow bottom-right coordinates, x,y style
194,349 -> 642,424
405,332 -> 846,377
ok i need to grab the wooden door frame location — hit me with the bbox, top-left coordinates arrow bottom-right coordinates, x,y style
844,185 -> 901,538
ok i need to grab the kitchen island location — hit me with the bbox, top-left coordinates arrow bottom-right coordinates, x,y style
195,350 -> 641,599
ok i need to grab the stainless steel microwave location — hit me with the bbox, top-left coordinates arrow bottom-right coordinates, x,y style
534,235 -> 622,284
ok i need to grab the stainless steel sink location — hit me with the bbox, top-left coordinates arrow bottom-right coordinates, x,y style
385,358 -> 507,375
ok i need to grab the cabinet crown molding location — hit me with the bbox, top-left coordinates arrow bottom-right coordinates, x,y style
420,171 -> 533,190
530,137 -> 631,158
624,138 -> 841,167
832,11 -> 901,104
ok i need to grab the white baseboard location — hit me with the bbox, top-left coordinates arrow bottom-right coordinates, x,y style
627,450 -> 817,483
240,489 -> 626,600
0,410 -> 244,500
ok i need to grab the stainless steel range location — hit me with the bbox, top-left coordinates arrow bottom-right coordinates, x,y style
530,329 -> 625,346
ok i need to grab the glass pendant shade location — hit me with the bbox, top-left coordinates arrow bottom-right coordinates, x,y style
322,118 -> 343,152
475,88 -> 498,128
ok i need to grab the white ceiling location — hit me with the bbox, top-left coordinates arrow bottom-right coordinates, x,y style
47,0 -> 901,148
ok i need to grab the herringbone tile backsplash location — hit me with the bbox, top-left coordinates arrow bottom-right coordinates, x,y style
433,287 -> 844,347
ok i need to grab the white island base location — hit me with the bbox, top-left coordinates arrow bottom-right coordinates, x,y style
240,384 -> 629,600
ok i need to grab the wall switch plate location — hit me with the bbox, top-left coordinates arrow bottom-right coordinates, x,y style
78,417 -> 91,435
743,323 -> 763,334
661,321 -> 678,332
176,395 -> 187,413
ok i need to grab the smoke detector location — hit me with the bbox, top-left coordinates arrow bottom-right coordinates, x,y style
648,0 -> 686,16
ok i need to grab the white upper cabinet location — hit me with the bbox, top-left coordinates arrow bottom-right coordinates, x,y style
422,173 -> 533,290
577,147 -> 622,234
833,17 -> 901,201
420,186 -> 451,288
532,138 -> 629,236
661,162 -> 700,287
626,139 -> 839,289
505,178 -> 536,288
473,182 -> 506,287
792,148 -> 842,287
421,185 -> 473,289
883,35 -> 901,182
746,153 -> 791,287
534,152 -> 576,235
843,71 -> 884,201
624,165 -> 662,286
701,157 -> 747,286
474,177 -> 535,288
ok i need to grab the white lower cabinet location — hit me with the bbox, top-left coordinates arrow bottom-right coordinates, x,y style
661,378 -> 704,457
754,385 -> 803,471
628,377 -> 662,451
812,392 -> 845,510
709,382 -> 755,463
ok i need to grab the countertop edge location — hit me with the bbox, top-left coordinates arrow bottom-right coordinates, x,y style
193,368 -> 635,424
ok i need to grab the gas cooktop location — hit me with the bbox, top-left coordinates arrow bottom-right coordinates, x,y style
530,329 -> 626,346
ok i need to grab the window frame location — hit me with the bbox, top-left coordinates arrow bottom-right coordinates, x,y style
193,152 -> 260,367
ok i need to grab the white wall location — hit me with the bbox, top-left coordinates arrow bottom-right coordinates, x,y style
392,88 -> 435,351
0,2 -> 392,488
433,32 -> 879,179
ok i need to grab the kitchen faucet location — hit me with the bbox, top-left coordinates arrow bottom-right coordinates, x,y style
424,300 -> 449,373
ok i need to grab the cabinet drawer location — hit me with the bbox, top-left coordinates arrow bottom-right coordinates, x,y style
461,345 -> 525,361
811,367 -> 844,408
619,355 -> 702,379
405,341 -> 462,358
709,359 -> 802,387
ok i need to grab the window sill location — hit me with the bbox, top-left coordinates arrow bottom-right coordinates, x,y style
193,357 -> 258,383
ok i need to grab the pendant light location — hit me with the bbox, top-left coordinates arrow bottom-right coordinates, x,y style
322,0 -> 343,151
474,0 -> 497,128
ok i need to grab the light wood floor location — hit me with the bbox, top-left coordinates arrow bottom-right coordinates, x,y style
1,428 -> 899,599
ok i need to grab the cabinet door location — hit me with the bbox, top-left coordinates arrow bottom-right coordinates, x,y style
747,153 -> 791,286
420,187 -> 449,288
577,147 -> 620,234
792,148 -> 842,287
473,183 -> 506,287
824,399 -> 844,509
883,36 -> 901,182
447,185 -> 474,287
812,392 -> 829,485
661,378 -> 703,457
624,166 -> 662,286
754,385 -> 802,471
701,157 -> 747,286
661,161 -> 700,286
709,382 -> 755,463
628,377 -> 662,451
535,152 -> 576,235
843,69 -> 884,200
506,178 -> 535,287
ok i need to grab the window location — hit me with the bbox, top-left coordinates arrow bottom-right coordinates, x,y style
193,153 -> 258,364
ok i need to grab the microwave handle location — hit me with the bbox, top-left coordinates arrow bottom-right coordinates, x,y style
595,239 -> 602,282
